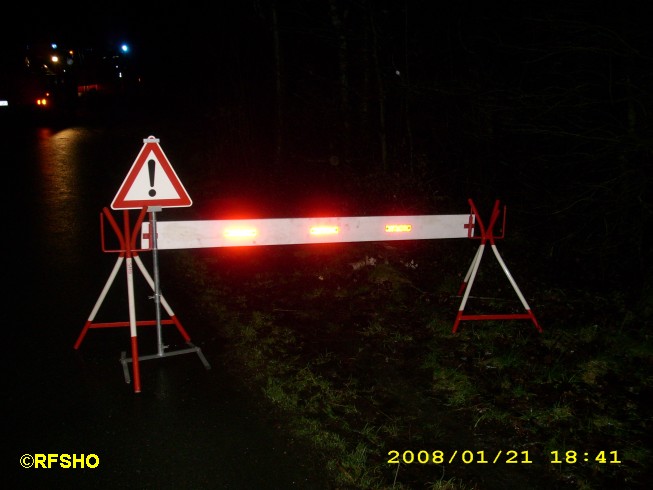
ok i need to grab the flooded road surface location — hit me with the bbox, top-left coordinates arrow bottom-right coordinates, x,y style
4,115 -> 328,489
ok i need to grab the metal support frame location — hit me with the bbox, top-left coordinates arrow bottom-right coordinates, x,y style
452,199 -> 542,333
74,206 -> 210,393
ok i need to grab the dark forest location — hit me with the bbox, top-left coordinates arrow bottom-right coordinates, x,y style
8,2 -> 652,488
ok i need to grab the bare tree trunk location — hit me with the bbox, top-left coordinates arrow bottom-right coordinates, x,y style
271,2 -> 283,164
329,0 -> 350,161
401,2 -> 414,174
367,5 -> 388,172
360,12 -> 371,158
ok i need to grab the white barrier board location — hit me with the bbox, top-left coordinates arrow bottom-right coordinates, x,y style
141,215 -> 474,250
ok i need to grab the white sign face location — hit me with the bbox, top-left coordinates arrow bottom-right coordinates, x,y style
112,136 -> 192,210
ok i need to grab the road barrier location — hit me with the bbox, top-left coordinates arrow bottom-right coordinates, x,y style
75,137 -> 540,393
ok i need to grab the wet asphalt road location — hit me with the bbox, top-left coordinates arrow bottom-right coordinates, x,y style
4,113 -> 329,489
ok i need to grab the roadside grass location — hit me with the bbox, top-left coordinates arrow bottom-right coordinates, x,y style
170,242 -> 652,489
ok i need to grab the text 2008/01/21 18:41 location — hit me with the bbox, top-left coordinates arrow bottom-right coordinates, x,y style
387,450 -> 622,465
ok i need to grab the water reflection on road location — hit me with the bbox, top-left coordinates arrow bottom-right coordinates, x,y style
34,127 -> 101,261
6,117 -> 327,489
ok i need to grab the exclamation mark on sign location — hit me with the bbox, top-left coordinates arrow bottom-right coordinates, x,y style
148,159 -> 156,197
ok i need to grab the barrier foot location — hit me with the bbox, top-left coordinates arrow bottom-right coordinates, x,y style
120,342 -> 211,383
453,312 -> 543,334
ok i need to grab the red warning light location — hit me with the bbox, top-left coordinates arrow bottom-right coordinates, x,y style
385,224 -> 412,233
224,227 -> 258,238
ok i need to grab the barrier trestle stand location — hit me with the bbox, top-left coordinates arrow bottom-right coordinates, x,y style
74,206 -> 210,393
452,199 -> 542,334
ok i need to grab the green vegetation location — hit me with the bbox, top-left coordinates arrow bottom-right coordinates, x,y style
168,235 -> 652,489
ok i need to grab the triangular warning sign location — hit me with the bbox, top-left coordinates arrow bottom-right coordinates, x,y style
111,136 -> 192,210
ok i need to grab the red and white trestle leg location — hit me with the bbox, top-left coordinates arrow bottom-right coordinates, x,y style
74,207 -> 209,393
452,199 -> 542,334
